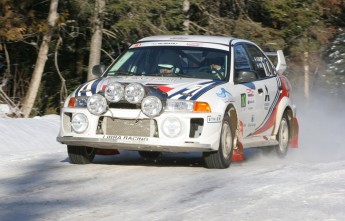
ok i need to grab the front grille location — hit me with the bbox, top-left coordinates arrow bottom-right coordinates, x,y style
102,117 -> 157,137
109,102 -> 140,109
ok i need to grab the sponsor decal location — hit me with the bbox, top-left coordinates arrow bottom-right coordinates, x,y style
103,135 -> 149,142
216,88 -> 232,98
207,115 -> 221,123
241,93 -> 246,107
156,85 -> 174,93
170,37 -> 189,40
253,76 -> 285,135
186,42 -> 201,46
246,88 -> 255,97
216,88 -> 233,103
123,76 -> 178,82
75,78 -> 104,96
247,100 -> 255,105
264,85 -> 270,102
151,42 -> 178,46
132,43 -> 141,47
168,80 -> 226,100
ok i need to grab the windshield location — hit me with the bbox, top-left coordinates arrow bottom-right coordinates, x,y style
105,46 -> 229,81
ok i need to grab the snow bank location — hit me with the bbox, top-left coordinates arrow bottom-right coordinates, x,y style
0,115 -> 65,159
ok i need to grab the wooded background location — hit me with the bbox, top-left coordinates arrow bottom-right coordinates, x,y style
0,0 -> 344,117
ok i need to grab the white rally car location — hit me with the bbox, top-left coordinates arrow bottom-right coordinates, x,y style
57,35 -> 299,169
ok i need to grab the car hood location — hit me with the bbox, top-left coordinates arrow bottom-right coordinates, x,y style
73,76 -> 226,101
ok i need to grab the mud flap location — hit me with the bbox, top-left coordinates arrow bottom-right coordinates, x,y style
232,142 -> 244,161
289,117 -> 299,148
232,120 -> 245,161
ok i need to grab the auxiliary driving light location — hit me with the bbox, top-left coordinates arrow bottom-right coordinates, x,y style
125,83 -> 145,104
87,94 -> 108,115
105,82 -> 124,102
141,96 -> 163,117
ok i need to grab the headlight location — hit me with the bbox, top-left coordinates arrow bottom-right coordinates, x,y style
165,100 -> 194,112
68,97 -> 88,108
162,117 -> 182,138
71,113 -> 88,133
105,82 -> 124,102
141,96 -> 163,117
125,83 -> 145,104
87,94 -> 108,115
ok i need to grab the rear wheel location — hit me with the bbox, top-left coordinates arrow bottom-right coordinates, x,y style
275,114 -> 290,158
138,151 -> 161,159
203,114 -> 233,169
67,145 -> 96,164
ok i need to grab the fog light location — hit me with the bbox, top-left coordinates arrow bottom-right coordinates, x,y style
162,117 -> 182,138
71,113 -> 88,133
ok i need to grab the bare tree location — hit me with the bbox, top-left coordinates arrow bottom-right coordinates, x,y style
183,0 -> 190,35
87,0 -> 106,81
21,0 -> 59,118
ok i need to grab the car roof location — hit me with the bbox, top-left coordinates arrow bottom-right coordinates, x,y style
138,35 -> 239,46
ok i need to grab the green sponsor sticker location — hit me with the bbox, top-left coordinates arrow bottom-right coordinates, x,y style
241,93 -> 246,107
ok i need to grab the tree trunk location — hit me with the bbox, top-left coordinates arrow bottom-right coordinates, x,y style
21,0 -> 59,118
87,0 -> 106,81
183,0 -> 190,35
303,51 -> 310,99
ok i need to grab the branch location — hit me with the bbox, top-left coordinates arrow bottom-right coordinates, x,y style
102,28 -> 118,39
0,78 -> 22,117
189,21 -> 214,34
54,36 -> 68,105
100,48 -> 115,62
234,0 -> 260,28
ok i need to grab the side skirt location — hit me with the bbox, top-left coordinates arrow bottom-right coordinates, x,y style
242,135 -> 279,148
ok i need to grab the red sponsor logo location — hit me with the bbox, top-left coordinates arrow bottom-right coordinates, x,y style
246,88 -> 254,97
156,86 -> 173,92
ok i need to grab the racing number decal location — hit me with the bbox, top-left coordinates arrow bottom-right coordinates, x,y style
264,85 -> 270,102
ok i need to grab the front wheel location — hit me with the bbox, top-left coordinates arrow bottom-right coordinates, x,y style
275,114 -> 290,158
67,145 -> 96,164
203,114 -> 233,169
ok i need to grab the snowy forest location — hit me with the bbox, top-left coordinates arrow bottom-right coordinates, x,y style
0,0 -> 344,117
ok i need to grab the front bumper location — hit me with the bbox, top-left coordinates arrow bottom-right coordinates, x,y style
57,107 -> 223,152
57,135 -> 213,152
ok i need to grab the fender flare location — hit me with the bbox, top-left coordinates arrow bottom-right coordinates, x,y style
225,104 -> 238,137
273,96 -> 294,138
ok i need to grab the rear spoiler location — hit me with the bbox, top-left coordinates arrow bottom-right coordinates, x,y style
265,50 -> 287,74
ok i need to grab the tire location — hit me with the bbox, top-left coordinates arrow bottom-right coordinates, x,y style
138,151 -> 161,159
203,114 -> 233,169
275,113 -> 290,158
67,145 -> 96,164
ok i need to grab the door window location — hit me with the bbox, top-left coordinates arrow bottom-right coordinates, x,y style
245,44 -> 276,78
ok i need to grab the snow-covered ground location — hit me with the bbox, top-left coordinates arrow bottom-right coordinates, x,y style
0,92 -> 344,221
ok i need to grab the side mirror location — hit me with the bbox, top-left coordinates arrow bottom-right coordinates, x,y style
92,65 -> 106,77
236,70 -> 257,83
